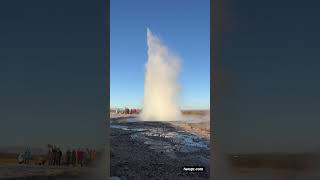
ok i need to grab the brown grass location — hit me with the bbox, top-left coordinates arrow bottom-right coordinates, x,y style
0,152 -> 46,165
181,110 -> 209,116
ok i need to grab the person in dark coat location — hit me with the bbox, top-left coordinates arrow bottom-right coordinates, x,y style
66,149 -> 71,166
71,149 -> 76,166
52,146 -> 57,166
57,148 -> 62,166
47,144 -> 53,166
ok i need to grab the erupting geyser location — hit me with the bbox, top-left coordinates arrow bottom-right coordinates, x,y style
140,29 -> 181,121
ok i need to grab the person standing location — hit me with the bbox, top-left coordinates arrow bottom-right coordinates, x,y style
47,144 -> 53,166
57,148 -> 62,166
93,150 -> 97,161
66,149 -> 71,166
82,150 -> 86,166
85,148 -> 90,166
90,149 -> 94,161
71,149 -> 76,166
76,148 -> 80,165
24,148 -> 31,164
23,149 -> 27,164
79,149 -> 84,167
27,148 -> 32,164
52,146 -> 57,166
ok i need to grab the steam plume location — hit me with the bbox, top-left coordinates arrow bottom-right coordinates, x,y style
140,28 -> 181,121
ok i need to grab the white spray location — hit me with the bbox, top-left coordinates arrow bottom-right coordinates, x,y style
140,29 -> 181,121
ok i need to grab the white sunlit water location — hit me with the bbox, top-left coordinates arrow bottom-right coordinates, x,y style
140,29 -> 182,122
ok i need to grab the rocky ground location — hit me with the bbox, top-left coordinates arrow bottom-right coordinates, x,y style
110,119 -> 210,180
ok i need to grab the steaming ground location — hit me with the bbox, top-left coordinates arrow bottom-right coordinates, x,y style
110,114 -> 210,180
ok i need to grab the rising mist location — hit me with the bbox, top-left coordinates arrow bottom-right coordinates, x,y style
140,29 -> 181,121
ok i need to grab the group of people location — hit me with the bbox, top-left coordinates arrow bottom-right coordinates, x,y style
115,108 -> 140,114
66,148 -> 97,167
47,144 -> 97,167
47,145 -> 63,166
17,145 -> 97,167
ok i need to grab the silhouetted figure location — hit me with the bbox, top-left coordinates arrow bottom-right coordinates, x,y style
85,148 -> 90,166
89,149 -> 93,161
72,149 -> 76,166
125,107 -> 129,114
24,148 -> 31,164
66,149 -> 71,166
76,148 -> 80,165
47,144 -> 53,166
57,148 -> 62,166
82,150 -> 87,166
52,146 -> 57,166
90,149 -> 97,161
77,149 -> 84,167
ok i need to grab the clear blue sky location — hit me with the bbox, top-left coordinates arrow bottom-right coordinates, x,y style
110,0 -> 210,109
